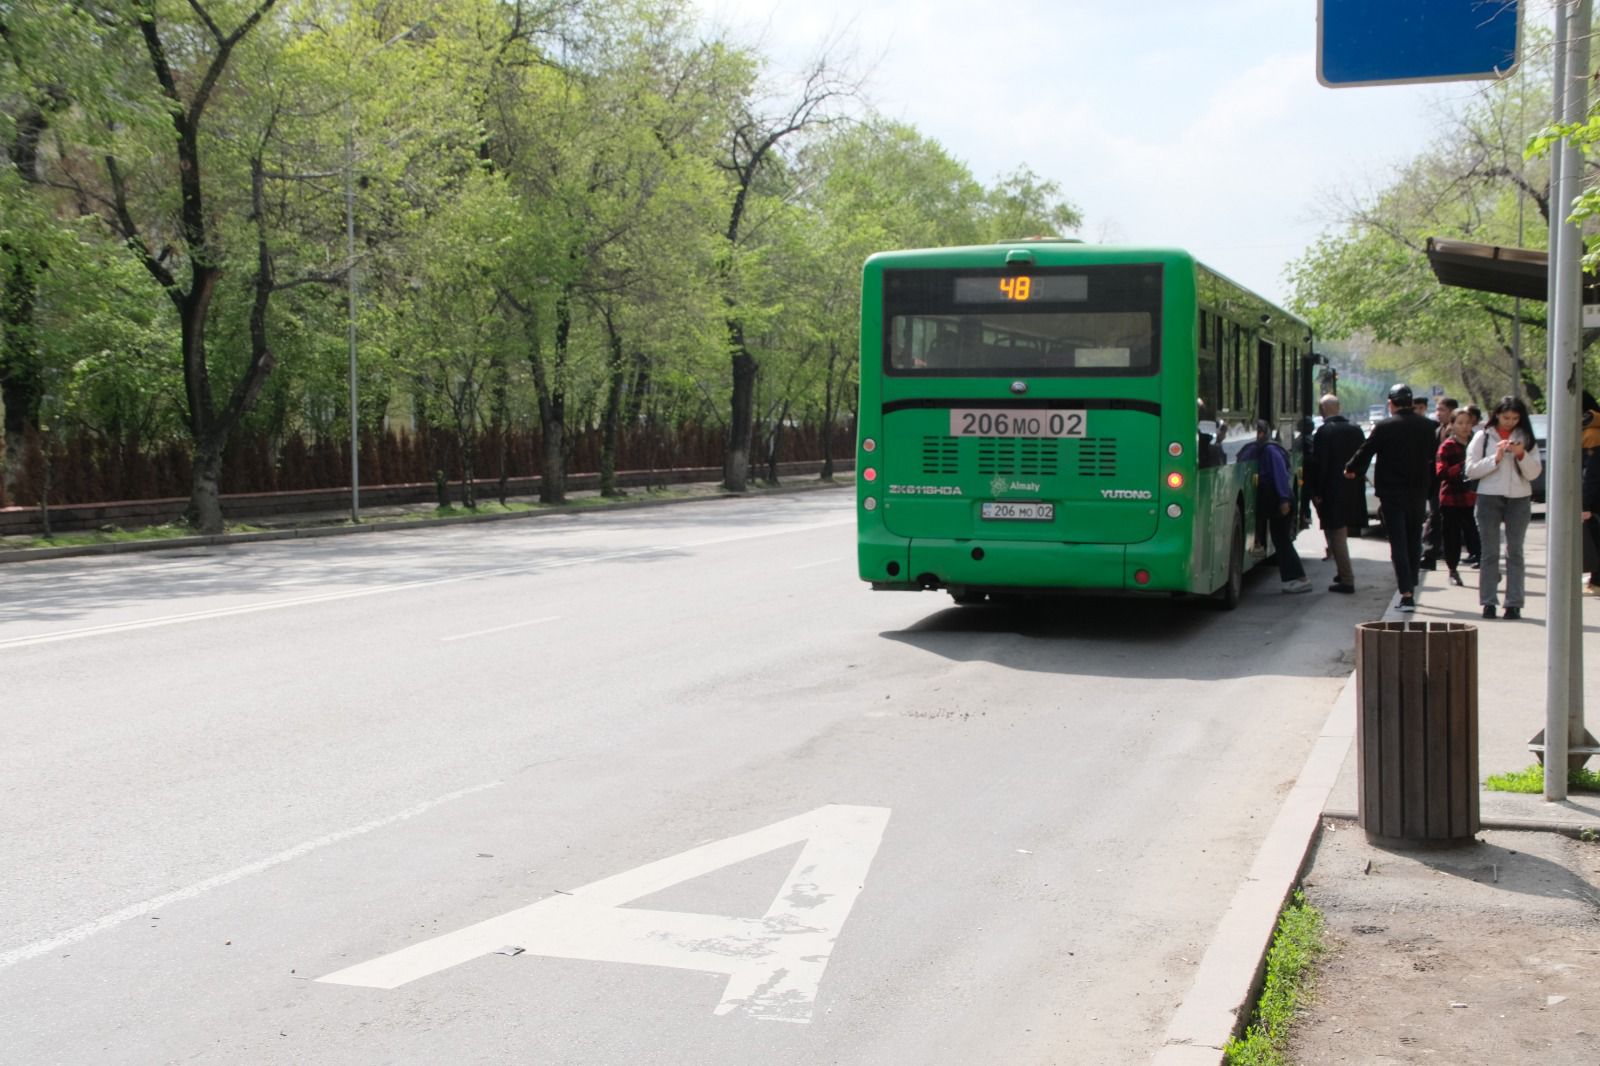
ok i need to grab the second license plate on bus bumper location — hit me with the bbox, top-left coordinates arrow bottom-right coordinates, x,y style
981,501 -> 1054,521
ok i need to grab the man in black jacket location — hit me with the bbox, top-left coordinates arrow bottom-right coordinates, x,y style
1343,384 -> 1439,611
1308,395 -> 1366,593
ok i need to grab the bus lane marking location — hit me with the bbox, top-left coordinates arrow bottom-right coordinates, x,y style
318,804 -> 891,1023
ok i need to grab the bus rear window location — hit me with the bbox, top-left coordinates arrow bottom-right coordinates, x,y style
883,264 -> 1161,377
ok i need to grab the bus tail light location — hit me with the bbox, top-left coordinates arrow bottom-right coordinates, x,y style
863,467 -> 877,482
1133,569 -> 1151,585
1167,441 -> 1183,457
1166,504 -> 1182,518
863,438 -> 876,453
1165,471 -> 1184,490
864,497 -> 877,511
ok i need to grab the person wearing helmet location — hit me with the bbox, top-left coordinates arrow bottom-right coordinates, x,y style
1342,384 -> 1439,612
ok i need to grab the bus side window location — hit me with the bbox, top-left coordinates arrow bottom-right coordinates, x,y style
1230,323 -> 1244,411
1198,311 -> 1220,411
1280,346 -> 1291,415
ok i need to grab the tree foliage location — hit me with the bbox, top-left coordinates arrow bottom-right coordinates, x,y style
1288,42 -> 1571,409
0,0 -> 1084,518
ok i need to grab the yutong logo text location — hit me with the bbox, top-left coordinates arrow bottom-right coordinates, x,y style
1100,489 -> 1154,500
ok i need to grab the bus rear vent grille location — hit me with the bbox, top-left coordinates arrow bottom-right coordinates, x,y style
1075,437 -> 1117,477
921,436 -> 959,475
976,438 -> 1059,476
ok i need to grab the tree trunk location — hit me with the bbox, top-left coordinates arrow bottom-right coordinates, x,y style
502,285 -> 567,505
460,429 -> 476,509
725,320 -> 757,492
820,340 -> 839,480
491,350 -> 510,505
1,256 -> 41,505
177,275 -> 229,534
625,346 -> 650,426
534,285 -> 575,504
185,436 -> 226,532
37,429 -> 52,539
599,309 -> 626,497
539,405 -> 565,504
766,401 -> 788,484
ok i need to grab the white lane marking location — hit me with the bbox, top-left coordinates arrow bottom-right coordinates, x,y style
440,616 -> 560,642
791,556 -> 845,570
682,518 -> 852,549
0,570 -> 523,650
0,781 -> 502,973
0,518 -> 853,651
319,804 -> 891,1023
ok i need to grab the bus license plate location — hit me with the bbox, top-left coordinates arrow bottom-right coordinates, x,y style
950,409 -> 1086,438
982,501 -> 1054,521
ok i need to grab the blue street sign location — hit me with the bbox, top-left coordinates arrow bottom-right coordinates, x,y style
1318,0 -> 1521,88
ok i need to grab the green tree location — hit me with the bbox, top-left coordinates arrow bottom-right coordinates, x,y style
716,51 -> 858,492
1289,49 -> 1558,408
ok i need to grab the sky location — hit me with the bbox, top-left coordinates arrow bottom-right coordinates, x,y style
692,0 -> 1536,306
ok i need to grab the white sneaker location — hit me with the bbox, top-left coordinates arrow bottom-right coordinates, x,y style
1282,578 -> 1313,594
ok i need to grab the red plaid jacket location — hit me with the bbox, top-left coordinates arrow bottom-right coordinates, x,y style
1436,436 -> 1477,508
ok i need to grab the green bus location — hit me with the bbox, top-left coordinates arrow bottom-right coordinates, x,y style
855,241 -> 1314,608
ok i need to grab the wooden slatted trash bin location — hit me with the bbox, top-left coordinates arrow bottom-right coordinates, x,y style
1356,621 -> 1479,848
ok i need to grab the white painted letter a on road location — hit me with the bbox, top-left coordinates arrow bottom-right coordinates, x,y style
318,804 -> 891,1022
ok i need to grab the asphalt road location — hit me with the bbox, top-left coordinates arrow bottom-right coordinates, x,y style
0,490 -> 1386,1064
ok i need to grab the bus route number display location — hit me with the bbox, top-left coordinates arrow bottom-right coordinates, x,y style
952,274 -> 1088,304
950,408 -> 1086,438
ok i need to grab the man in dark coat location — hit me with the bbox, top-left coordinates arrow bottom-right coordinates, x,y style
1308,394 -> 1365,593
1344,383 -> 1440,612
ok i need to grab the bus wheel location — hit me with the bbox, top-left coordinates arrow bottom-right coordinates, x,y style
1212,513 -> 1244,610
949,589 -> 987,606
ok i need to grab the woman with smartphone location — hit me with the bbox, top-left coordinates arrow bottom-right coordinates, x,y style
1464,396 -> 1543,620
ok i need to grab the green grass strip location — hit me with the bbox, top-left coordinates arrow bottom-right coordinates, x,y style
0,522 -> 266,550
1224,890 -> 1325,1066
1484,763 -> 1600,793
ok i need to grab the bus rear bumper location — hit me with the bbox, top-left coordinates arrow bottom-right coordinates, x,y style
861,537 -> 1196,594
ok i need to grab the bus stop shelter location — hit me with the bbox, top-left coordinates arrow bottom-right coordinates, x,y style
1425,236 -> 1600,302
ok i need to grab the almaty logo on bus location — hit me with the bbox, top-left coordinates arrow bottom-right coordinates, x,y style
990,477 -> 1042,496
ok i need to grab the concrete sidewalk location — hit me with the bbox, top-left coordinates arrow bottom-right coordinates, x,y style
1294,519 -> 1600,1064
1154,519 -> 1600,1066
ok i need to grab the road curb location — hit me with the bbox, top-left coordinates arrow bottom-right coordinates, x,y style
1148,589 -> 1404,1065
1150,663 -> 1358,1066
0,479 -> 852,565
